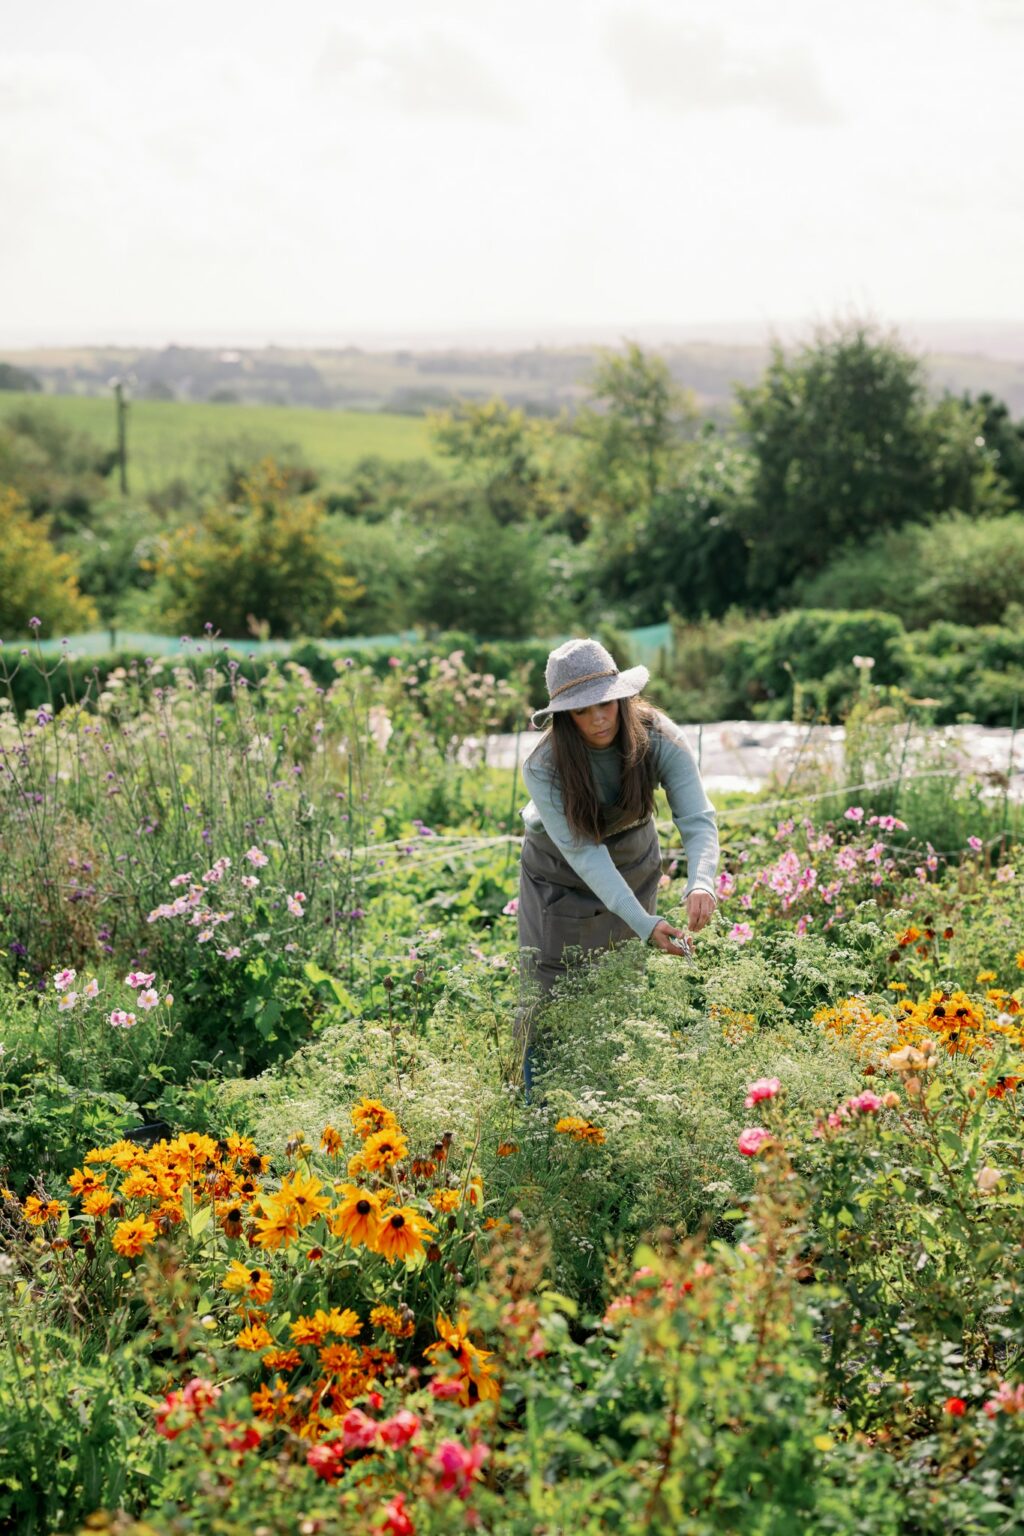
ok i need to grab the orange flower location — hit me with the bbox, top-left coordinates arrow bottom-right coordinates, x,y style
165,1132 -> 219,1168
369,1303 -> 415,1339
250,1376 -> 294,1422
496,1141 -> 519,1157
253,1202 -> 299,1251
262,1348 -> 302,1372
68,1166 -> 106,1198
276,1171 -> 332,1228
330,1185 -> 383,1249
121,1169 -> 158,1201
897,926 -> 922,947
82,1188 -> 114,1218
316,1306 -> 362,1338
425,1310 -> 500,1405
318,1342 -> 361,1374
320,1125 -> 343,1155
554,1116 -> 606,1145
111,1215 -> 158,1257
362,1127 -> 409,1174
290,1315 -> 328,1348
350,1098 -> 399,1141
375,1206 -> 436,1264
236,1322 -> 274,1352
22,1195 -> 62,1226
222,1259 -> 274,1303
466,1175 -> 484,1206
220,1205 -> 244,1239
431,1189 -> 461,1213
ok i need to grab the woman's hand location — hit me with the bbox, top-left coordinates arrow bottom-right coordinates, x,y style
686,891 -> 717,934
648,920 -> 692,956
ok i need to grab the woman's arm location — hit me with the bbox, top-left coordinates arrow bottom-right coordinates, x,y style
649,715 -> 720,899
521,755 -> 661,943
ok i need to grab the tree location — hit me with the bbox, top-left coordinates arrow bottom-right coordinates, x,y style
733,320 -> 1015,605
591,432 -> 753,624
142,459 -> 363,638
429,398 -> 576,529
410,507 -> 565,638
0,362 -> 41,392
0,404 -> 112,526
0,489 -> 98,636
577,342 -> 697,523
960,391 -> 1024,509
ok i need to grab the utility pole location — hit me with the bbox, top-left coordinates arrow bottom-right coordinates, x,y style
110,376 -> 129,494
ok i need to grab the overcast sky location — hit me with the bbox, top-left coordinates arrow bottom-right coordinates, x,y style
4,0 -> 1023,346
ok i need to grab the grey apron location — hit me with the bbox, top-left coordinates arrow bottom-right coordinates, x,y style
513,811 -> 662,1065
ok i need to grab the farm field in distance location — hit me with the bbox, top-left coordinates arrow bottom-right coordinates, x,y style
0,390 -> 438,491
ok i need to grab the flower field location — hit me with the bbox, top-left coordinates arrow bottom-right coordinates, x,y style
2,640 -> 1024,1535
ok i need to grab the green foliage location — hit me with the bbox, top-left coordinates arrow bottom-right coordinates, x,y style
0,1070 -> 138,1192
141,458 -> 364,638
592,433 -> 754,624
429,397 -> 570,527
657,607 -> 906,723
734,321 -> 1013,604
0,489 -> 99,636
0,361 -> 42,392
578,342 -> 697,523
323,453 -> 446,522
893,614 -> 1024,726
969,389 -> 1024,506
410,507 -> 568,638
799,512 -> 1024,629
324,514 -> 421,635
0,404 -> 113,525
0,1307 -> 157,1535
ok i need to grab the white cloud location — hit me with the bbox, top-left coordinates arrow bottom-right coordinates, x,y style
314,27 -> 523,122
607,10 -> 842,125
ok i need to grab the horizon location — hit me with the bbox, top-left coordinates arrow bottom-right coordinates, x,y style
6,317 -> 1024,361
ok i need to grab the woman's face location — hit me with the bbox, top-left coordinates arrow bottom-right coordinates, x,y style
569,697 -> 620,748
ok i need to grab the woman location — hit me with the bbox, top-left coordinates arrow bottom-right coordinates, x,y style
514,636 -> 719,1098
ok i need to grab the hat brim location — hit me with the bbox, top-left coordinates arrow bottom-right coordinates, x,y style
530,664 -> 650,729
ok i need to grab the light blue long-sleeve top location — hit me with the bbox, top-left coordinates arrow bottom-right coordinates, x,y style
520,709 -> 719,943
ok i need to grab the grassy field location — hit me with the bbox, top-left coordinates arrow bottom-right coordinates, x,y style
0,390 -> 438,492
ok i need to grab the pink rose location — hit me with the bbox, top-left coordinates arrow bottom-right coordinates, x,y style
744,1076 -> 781,1108
737,1126 -> 772,1157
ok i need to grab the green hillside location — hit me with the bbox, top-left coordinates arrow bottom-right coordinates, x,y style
0,392 -> 437,492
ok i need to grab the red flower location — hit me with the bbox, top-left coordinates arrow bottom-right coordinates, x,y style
306,1442 -> 345,1482
381,1493 -> 415,1535
379,1409 -> 421,1448
944,1397 -> 967,1417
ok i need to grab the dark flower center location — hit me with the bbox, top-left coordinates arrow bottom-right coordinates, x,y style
357,1200 -> 371,1215
390,1214 -> 405,1229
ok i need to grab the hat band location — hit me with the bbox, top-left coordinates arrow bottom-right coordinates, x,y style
548,667 -> 619,702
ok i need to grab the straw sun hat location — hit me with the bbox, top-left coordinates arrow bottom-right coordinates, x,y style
530,637 -> 649,730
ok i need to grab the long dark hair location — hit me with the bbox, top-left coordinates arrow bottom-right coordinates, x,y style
548,695 -> 659,842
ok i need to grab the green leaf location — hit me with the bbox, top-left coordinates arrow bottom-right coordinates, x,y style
540,1291 -> 578,1319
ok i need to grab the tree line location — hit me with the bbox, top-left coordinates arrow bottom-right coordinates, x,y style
3,319 -> 1024,642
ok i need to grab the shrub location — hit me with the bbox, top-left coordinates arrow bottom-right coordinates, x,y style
799,512 -> 1024,629
0,489 -> 98,636
141,458 -> 364,638
410,508 -> 567,639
